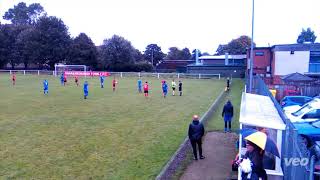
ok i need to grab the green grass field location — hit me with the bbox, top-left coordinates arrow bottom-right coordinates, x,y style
0,74 -> 226,179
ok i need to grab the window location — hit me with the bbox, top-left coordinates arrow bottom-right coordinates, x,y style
309,51 -> 320,72
292,104 -> 312,117
255,51 -> 264,56
312,120 -> 320,128
309,64 -> 320,72
310,51 -> 320,63
290,97 -> 307,104
302,109 -> 320,119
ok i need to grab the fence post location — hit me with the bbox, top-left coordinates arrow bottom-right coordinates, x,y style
309,155 -> 315,180
52,71 -> 54,76
178,73 -> 180,79
199,74 -> 201,79
139,72 -> 141,78
38,70 -> 40,75
291,130 -> 298,179
121,72 -> 123,78
219,74 -> 221,79
10,70 -> 12,74
284,126 -> 290,180
24,70 -> 26,75
158,73 -> 160,79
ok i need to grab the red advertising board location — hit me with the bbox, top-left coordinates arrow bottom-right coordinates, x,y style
64,71 -> 110,76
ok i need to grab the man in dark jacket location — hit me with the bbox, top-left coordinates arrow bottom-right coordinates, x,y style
226,77 -> 230,91
222,100 -> 234,132
188,115 -> 205,160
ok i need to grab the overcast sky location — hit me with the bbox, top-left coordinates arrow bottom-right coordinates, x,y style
1,0 -> 320,54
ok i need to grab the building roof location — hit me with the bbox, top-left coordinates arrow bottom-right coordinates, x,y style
161,60 -> 195,63
272,43 -> 320,51
253,47 -> 272,50
199,55 -> 247,60
239,93 -> 286,130
186,64 -> 245,67
281,72 -> 314,82
156,60 -> 194,69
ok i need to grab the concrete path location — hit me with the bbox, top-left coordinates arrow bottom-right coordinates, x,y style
180,132 -> 238,180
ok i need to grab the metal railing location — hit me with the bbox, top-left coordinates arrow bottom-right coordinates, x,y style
0,70 -> 55,76
0,70 -> 221,79
249,76 -> 314,180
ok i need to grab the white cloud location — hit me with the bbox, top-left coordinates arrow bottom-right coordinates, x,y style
1,0 -> 320,54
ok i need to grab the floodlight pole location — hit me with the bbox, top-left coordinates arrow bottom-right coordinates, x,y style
249,0 -> 255,93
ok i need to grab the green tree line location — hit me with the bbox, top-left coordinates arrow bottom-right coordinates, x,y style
0,2 -> 198,71
1,2 -> 268,71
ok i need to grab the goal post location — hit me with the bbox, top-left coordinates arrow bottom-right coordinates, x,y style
54,64 -> 87,77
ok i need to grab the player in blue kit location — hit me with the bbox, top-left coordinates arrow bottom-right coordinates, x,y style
83,81 -> 89,99
137,79 -> 142,93
43,79 -> 49,94
162,80 -> 168,98
100,75 -> 105,88
60,73 -> 64,86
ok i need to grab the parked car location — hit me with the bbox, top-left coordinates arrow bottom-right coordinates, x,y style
280,96 -> 313,108
294,120 -> 320,141
285,98 -> 320,123
283,97 -> 320,114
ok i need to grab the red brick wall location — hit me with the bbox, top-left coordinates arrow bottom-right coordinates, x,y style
272,75 -> 283,85
253,49 -> 272,75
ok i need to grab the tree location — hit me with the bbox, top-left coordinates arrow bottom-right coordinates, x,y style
15,26 -> 41,68
3,2 -> 45,25
34,16 -> 71,68
180,48 -> 192,60
191,49 -> 202,60
0,23 -> 7,68
166,47 -> 180,60
133,49 -> 144,62
144,44 -> 165,66
0,24 -> 26,69
215,35 -> 254,55
215,44 -> 227,55
100,35 -> 136,71
68,33 -> 98,68
165,47 -> 192,60
297,28 -> 317,44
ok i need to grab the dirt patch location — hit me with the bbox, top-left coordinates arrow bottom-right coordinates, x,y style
180,131 -> 238,180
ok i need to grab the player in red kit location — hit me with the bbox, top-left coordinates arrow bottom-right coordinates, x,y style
74,76 -> 79,86
63,75 -> 67,86
143,81 -> 149,98
112,77 -> 117,92
12,73 -> 16,86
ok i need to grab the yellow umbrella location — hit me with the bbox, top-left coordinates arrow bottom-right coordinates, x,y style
245,131 -> 267,150
242,128 -> 280,157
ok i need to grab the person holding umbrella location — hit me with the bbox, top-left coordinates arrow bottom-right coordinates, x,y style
239,129 -> 280,180
240,140 -> 267,180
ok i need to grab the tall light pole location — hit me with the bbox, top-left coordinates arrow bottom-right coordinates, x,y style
249,0 -> 255,92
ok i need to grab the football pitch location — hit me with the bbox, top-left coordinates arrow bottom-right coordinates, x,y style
0,74 -> 225,179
